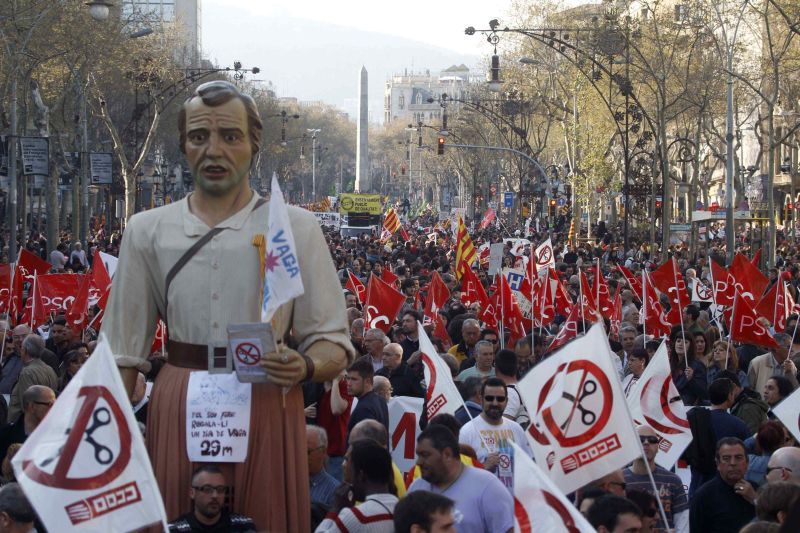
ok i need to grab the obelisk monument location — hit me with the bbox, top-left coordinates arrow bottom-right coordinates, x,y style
355,66 -> 370,192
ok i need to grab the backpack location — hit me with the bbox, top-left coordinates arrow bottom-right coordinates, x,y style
681,407 -> 716,475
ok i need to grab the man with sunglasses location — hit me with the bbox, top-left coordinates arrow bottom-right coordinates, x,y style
623,425 -> 688,533
168,465 -> 256,532
458,378 -> 533,491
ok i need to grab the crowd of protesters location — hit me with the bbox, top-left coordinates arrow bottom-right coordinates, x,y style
1,211 -> 800,532
301,211 -> 800,532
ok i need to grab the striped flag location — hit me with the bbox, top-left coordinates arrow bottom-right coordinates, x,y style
567,218 -> 575,243
455,216 -> 477,280
383,207 -> 401,234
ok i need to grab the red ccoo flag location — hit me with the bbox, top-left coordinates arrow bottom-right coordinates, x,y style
363,274 -> 406,333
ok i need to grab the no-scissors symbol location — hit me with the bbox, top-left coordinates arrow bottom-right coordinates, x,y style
499,454 -> 511,469
23,386 -> 132,491
235,343 -> 261,366
538,246 -> 552,264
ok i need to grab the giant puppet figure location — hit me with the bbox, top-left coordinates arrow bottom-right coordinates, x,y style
103,81 -> 353,531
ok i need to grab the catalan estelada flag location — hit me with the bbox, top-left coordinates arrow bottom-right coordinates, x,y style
455,215 -> 477,280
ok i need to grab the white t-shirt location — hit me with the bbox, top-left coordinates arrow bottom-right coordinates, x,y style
459,415 -> 534,490
503,384 -> 530,428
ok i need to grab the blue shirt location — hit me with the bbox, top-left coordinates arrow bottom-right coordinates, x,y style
0,353 -> 22,395
310,470 -> 339,508
409,466 -> 513,533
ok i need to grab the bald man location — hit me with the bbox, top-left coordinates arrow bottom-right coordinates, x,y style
376,342 -> 423,398
766,447 -> 800,485
373,376 -> 392,402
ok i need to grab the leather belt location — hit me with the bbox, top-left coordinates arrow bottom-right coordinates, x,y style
168,340 -> 226,370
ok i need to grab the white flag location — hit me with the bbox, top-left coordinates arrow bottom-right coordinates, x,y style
13,333 -> 167,532
626,342 -> 693,469
262,173 -> 305,322
691,281 -> 713,303
511,442 -> 596,533
418,321 -> 465,420
534,238 -> 555,272
773,386 -> 800,443
388,396 -> 425,474
518,323 -> 641,495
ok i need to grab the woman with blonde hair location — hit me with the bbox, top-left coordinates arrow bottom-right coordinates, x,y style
707,339 -> 749,388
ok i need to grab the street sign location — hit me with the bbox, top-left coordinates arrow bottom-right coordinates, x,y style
504,191 -> 514,208
557,198 -> 566,207
488,201 -> 498,210
670,224 -> 691,232
490,184 -> 497,195
19,137 -> 49,176
90,152 -> 113,184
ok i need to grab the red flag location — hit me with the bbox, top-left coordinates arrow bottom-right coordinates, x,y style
363,274 -> 406,333
20,273 -> 47,328
399,227 -> 410,241
11,250 -> 51,323
641,271 -> 672,338
610,286 -> 622,338
550,268 -> 573,318
33,274 -> 81,316
710,260 -> 735,308
731,291 -> 779,350
616,264 -> 643,300
90,249 -> 113,310
530,274 -> 555,327
479,207 -> 496,230
591,261 -> 614,318
650,257 -> 690,325
66,273 -> 92,328
0,264 -> 11,316
423,272 -> 450,323
150,319 -> 168,354
756,281 -> 791,332
381,266 -> 398,287
460,265 -> 490,310
577,269 -> 598,318
548,304 -> 581,351
346,269 -> 367,305
730,253 -> 769,303
751,248 -> 762,266
495,274 -> 527,343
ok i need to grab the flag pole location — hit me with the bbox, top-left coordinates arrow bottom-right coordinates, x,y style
641,269 -> 647,341
578,267 -> 586,326
28,271 -> 37,329
498,273 -> 506,350
727,291 -> 739,371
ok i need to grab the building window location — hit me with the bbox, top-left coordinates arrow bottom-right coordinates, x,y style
416,94 -> 422,105
399,95 -> 405,110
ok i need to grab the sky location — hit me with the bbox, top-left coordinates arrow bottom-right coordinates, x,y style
203,0 -> 515,56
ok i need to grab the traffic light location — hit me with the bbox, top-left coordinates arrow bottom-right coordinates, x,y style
655,199 -> 662,218
300,145 -> 305,159
437,136 -> 445,155
549,198 -> 557,218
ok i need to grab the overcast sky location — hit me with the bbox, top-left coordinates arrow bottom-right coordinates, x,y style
203,0 -> 514,55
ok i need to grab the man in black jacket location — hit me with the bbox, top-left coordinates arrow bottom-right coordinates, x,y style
376,343 -> 423,398
346,357 -> 388,439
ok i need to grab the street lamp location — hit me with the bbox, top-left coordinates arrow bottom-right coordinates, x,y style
85,1 -> 113,21
307,128 -> 321,200
268,110 -> 300,146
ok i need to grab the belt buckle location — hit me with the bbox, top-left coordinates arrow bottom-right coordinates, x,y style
207,343 -> 232,374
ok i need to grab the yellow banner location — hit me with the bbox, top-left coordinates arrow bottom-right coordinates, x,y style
338,193 -> 382,214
